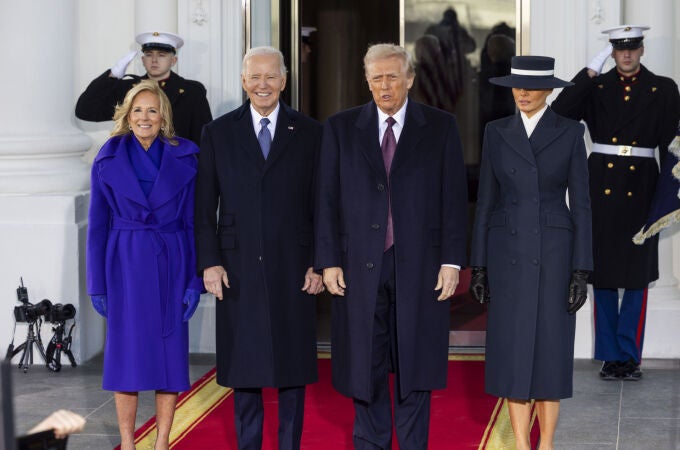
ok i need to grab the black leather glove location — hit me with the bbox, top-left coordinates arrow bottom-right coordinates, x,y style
567,270 -> 589,314
469,266 -> 491,304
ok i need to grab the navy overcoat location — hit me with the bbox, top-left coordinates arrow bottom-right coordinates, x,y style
194,102 -> 321,388
87,134 -> 202,392
315,100 -> 468,402
471,108 -> 593,399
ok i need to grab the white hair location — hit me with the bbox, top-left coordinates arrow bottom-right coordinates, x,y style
241,46 -> 287,76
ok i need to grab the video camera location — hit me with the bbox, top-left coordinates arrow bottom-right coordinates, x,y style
13,279 -> 76,324
7,278 -> 78,372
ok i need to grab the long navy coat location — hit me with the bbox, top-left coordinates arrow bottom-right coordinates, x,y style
195,102 -> 321,388
471,108 -> 593,399
87,134 -> 202,392
315,100 -> 468,402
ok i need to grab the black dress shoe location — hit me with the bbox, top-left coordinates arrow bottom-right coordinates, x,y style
599,361 -> 621,380
620,359 -> 642,381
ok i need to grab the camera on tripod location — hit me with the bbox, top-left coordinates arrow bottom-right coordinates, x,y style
6,278 -> 78,372
14,282 -> 76,324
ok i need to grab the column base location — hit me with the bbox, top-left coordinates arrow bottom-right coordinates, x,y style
0,192 -> 104,365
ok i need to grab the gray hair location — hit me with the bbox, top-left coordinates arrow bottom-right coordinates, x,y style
241,46 -> 287,76
364,43 -> 415,77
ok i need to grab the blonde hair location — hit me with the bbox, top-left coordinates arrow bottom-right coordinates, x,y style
364,43 -> 415,77
111,79 -> 177,145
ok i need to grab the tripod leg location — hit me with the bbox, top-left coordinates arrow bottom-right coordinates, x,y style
11,342 -> 26,360
35,339 -> 48,366
65,348 -> 77,368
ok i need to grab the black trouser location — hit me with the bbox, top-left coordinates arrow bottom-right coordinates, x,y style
234,386 -> 305,450
353,247 -> 431,450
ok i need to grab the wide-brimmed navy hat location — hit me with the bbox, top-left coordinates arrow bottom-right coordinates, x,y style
489,56 -> 573,89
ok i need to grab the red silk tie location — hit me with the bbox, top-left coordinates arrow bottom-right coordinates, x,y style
382,117 -> 396,250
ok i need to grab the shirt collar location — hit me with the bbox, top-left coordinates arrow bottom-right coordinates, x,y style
520,104 -> 548,137
250,103 -> 280,137
377,99 -> 408,127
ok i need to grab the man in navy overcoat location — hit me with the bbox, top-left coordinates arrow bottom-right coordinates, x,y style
315,43 -> 468,449
194,47 -> 323,450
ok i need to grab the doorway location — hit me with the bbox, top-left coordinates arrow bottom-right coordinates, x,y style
266,0 -> 518,348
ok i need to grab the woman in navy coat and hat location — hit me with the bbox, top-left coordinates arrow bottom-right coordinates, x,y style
86,80 -> 203,450
469,56 -> 593,449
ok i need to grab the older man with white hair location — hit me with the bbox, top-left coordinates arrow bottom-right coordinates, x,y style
194,46 -> 323,450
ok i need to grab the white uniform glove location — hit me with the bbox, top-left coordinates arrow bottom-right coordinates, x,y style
110,50 -> 138,79
587,43 -> 613,75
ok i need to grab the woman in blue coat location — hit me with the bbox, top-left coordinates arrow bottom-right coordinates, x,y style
470,56 -> 593,450
86,80 -> 203,450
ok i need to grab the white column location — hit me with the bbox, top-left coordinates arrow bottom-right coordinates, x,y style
623,0 -> 680,358
534,0 -> 680,358
136,0 -> 178,33
0,1 -> 90,193
0,1 -> 97,364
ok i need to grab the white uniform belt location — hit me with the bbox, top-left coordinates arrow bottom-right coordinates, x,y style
591,143 -> 655,158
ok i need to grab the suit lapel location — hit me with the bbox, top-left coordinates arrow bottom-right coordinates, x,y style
390,100 -> 426,175
530,108 -> 568,156
498,114 -> 536,165
234,103 -> 266,170
98,135 -> 150,208
263,103 -> 296,173
355,102 -> 388,181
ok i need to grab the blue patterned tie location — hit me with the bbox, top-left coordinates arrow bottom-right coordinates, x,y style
258,117 -> 272,159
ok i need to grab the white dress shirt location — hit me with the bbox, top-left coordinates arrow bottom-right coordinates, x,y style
520,104 -> 548,138
250,103 -> 280,140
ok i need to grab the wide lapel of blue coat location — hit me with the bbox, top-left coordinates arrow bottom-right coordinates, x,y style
497,114 -> 536,166
234,102 -> 266,170
96,134 -> 150,209
530,107 -> 568,156
390,99 -> 426,176
147,138 -> 199,210
355,101 -> 388,182
263,102 -> 297,173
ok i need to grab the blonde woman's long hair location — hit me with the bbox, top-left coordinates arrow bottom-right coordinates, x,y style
111,79 -> 177,145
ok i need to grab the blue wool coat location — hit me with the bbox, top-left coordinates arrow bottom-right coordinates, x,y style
315,100 -> 468,402
471,108 -> 593,399
87,134 -> 202,392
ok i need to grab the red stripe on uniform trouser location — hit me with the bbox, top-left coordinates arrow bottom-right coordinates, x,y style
635,288 -> 648,362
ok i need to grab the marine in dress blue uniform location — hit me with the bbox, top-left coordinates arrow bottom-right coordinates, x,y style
552,25 -> 680,379
75,31 -> 212,145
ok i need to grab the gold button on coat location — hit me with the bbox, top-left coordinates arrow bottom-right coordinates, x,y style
607,162 -> 614,168
625,86 -> 632,92
629,165 -> 636,171
627,192 -> 633,197
604,188 -> 611,195
624,95 -> 630,101
632,141 -> 638,145
612,137 -> 618,143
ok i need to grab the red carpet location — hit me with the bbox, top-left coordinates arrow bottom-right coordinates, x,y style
124,355 -> 540,449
